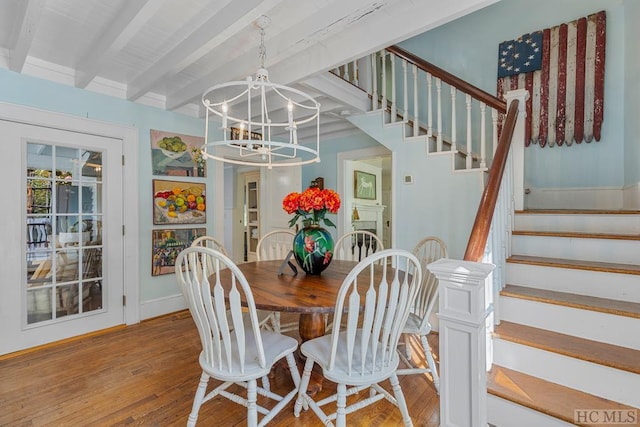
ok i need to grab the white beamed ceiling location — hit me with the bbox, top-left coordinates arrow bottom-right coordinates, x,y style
0,0 -> 498,140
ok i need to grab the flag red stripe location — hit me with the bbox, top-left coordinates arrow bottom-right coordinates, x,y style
593,10 -> 606,141
496,77 -> 505,138
555,23 -> 568,145
574,17 -> 587,143
538,28 -> 551,148
525,72 -> 533,146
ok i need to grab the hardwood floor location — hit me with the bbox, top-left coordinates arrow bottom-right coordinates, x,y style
0,311 -> 440,426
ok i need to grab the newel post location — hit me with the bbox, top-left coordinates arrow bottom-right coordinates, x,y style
428,258 -> 495,427
503,89 -> 528,211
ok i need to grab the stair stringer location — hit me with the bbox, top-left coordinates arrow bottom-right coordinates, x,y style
347,108 -> 481,173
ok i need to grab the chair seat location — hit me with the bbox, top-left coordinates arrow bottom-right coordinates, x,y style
301,331 -> 399,386
202,329 -> 298,382
402,313 -> 432,335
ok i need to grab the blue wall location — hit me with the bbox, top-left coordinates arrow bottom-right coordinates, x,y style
399,0 -> 628,189
0,68 -> 217,303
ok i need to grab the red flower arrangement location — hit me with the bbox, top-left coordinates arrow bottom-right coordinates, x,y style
282,187 -> 341,228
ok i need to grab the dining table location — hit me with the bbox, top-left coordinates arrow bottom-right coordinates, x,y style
217,259 -> 358,344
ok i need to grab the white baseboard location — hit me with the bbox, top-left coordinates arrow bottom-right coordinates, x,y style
525,186 -> 623,210
140,294 -> 187,320
623,182 -> 640,210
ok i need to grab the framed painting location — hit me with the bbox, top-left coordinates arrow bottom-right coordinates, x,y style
153,179 -> 206,225
152,228 -> 206,276
150,129 -> 206,177
354,170 -> 376,200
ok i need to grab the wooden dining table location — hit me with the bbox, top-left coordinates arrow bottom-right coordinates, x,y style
217,259 -> 358,343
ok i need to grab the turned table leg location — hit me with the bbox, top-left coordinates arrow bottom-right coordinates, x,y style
298,312 -> 326,396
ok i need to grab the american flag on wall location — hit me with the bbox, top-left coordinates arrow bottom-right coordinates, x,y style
497,10 -> 606,147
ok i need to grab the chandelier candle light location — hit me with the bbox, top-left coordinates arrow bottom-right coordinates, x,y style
200,16 -> 321,169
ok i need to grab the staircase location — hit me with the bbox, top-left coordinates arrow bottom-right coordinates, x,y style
487,210 -> 640,426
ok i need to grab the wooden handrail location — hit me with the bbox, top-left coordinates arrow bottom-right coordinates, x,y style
386,45 -> 506,113
463,99 -> 519,262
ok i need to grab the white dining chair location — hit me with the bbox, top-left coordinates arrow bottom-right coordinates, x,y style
333,230 -> 383,262
256,229 -> 296,262
190,235 -> 228,256
190,236 -> 274,331
256,230 -> 298,333
293,249 -> 422,427
396,236 -> 447,394
175,246 -> 301,427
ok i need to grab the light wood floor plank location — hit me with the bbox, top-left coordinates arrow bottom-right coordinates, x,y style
0,311 -> 440,426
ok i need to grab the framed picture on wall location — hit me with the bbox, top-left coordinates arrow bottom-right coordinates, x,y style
152,227 -> 206,276
153,179 -> 206,225
150,129 -> 206,177
354,170 -> 376,200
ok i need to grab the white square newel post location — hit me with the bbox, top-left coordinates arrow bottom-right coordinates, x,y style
428,258 -> 495,427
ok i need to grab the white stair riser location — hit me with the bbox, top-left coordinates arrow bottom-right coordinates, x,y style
512,235 -> 640,265
514,213 -> 640,234
500,297 -> 640,350
487,394 -> 575,427
506,263 -> 640,303
493,339 -> 640,408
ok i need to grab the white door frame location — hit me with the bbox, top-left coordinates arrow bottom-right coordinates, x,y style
0,101 -> 140,326
337,146 -> 394,246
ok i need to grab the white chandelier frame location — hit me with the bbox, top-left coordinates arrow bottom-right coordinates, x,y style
200,17 -> 321,169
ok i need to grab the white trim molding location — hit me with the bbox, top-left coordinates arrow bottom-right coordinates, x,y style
525,185 -> 624,210
623,182 -> 640,210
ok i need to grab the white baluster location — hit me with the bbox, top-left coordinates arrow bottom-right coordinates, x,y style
436,78 -> 442,152
344,63 -> 350,82
413,64 -> 418,137
390,53 -> 397,122
427,73 -> 433,140
402,59 -> 408,122
381,52 -> 387,115
371,53 -> 378,110
352,60 -> 359,87
491,108 -> 498,157
450,86 -> 457,152
466,94 -> 472,169
480,103 -> 487,168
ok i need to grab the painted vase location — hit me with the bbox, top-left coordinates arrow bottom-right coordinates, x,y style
292,225 -> 334,275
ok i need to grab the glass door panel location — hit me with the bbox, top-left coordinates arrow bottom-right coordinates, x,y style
26,143 -> 104,325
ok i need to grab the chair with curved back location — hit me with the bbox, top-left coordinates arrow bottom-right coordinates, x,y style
191,236 -> 274,331
190,235 -> 228,256
255,229 -> 298,333
175,246 -> 301,427
256,229 -> 296,262
333,230 -> 384,262
396,236 -> 447,394
294,249 -> 422,426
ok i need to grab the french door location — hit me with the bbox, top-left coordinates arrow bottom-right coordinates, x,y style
0,120 -> 124,355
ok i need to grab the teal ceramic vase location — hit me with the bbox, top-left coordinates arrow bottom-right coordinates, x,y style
292,225 -> 334,275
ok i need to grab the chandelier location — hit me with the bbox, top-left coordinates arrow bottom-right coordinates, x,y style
200,16 -> 321,169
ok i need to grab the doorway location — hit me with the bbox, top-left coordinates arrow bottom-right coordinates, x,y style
337,146 -> 394,249
0,105 -> 135,355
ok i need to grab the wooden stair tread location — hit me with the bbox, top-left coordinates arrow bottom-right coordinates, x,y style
512,230 -> 640,240
494,321 -> 640,374
507,254 -> 640,276
516,209 -> 640,215
502,284 -> 640,319
488,366 -> 640,426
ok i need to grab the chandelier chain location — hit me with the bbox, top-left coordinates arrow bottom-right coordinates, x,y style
258,27 -> 266,69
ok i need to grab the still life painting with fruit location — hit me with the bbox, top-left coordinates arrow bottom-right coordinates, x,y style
152,179 -> 206,225
150,129 -> 206,177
